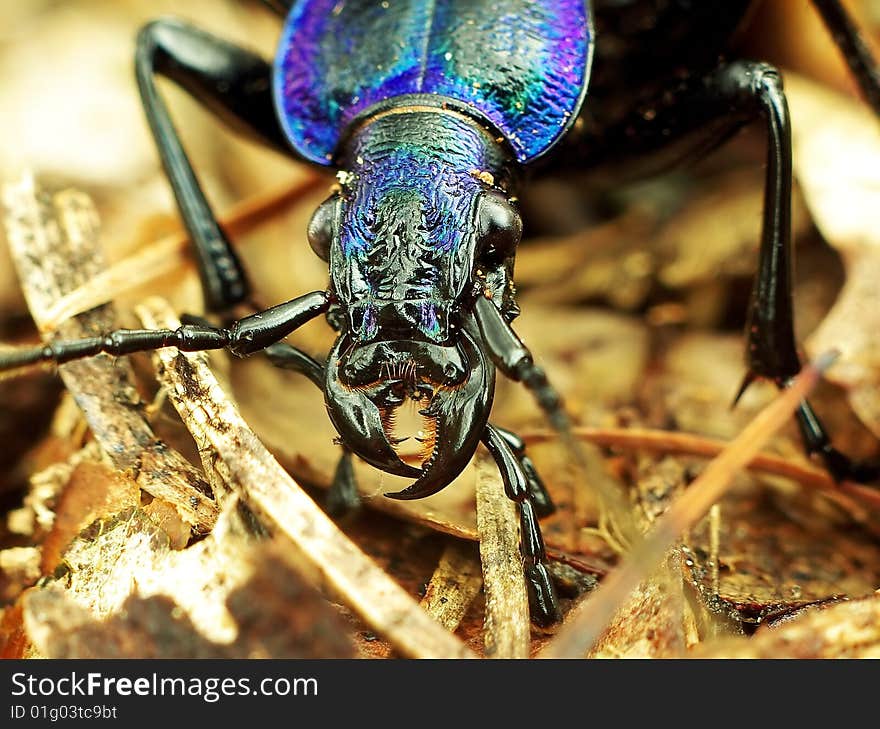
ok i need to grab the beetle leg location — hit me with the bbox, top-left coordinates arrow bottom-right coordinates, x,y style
705,61 -> 880,482
324,448 -> 362,517
811,0 -> 880,119
259,0 -> 295,18
703,62 -> 803,395
492,425 -> 555,518
562,56 -> 879,483
483,424 -> 562,627
796,400 -> 880,482
551,61 -> 801,388
471,295 -> 599,501
263,342 -> 364,515
717,61 -> 880,482
136,18 -> 298,314
263,341 -> 325,388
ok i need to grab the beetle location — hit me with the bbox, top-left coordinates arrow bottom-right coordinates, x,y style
2,0 -> 879,627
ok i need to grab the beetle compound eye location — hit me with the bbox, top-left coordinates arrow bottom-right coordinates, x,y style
476,191 -> 522,262
307,194 -> 339,262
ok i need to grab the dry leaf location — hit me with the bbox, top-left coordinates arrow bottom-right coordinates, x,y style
789,73 -> 880,438
695,593 -> 880,658
25,541 -> 356,659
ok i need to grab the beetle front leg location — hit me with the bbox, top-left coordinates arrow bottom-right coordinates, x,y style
492,425 -> 555,518
472,296 -> 593,508
136,18 -> 299,314
472,296 -> 571,435
811,0 -> 880,119
483,424 -> 561,627
324,448 -> 361,517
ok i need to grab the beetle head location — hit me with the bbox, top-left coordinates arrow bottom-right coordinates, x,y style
311,108 -> 521,496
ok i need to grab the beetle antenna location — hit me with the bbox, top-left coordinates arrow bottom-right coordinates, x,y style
472,296 -> 639,543
0,292 -> 329,375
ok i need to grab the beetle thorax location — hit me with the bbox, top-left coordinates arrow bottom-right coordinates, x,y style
329,108 -> 514,345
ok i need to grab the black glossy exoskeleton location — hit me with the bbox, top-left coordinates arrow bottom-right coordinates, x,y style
3,0 -> 879,627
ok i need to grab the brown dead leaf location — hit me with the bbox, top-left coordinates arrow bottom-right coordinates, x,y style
642,332 -> 779,441
788,73 -> 880,438
542,358 -> 826,657
25,540 -> 355,658
5,440 -> 104,543
224,541 -> 357,659
0,602 -> 30,659
683,480 -> 880,624
0,548 -> 41,603
588,556 -> 688,658
620,428 -> 880,626
141,497 -> 192,550
24,589 -> 223,659
694,593 -> 880,658
54,506 -> 255,644
498,306 -> 650,426
515,211 -> 656,309
40,461 -> 139,573
657,169 -> 811,292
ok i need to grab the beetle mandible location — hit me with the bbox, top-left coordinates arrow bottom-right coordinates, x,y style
2,0 -> 879,627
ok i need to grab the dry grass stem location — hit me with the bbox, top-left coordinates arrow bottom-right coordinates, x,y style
419,541 -> 483,633
573,441 -> 634,555
309,414 -> 880,583
519,426 -> 880,510
474,457 -> 530,658
137,298 -> 474,659
540,353 -> 833,658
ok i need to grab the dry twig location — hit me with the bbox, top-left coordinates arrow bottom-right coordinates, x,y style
519,426 -> 880,511
419,541 -> 483,633
474,457 -> 530,658
1,173 -> 216,532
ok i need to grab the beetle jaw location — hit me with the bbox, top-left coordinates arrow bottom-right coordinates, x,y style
324,328 -> 494,496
